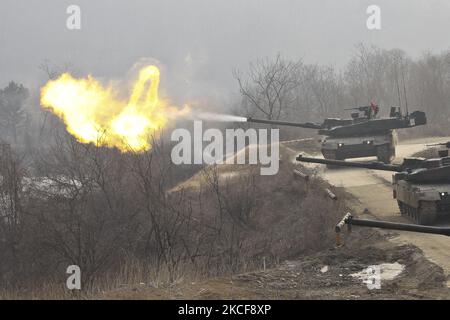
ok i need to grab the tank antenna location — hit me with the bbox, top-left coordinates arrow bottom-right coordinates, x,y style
401,59 -> 409,116
395,62 -> 402,109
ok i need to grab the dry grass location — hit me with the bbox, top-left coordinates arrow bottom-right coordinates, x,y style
0,140 -> 346,299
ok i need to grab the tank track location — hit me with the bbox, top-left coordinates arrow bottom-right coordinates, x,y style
398,200 -> 437,225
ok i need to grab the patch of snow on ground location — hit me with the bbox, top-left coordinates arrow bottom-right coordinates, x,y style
351,262 -> 404,282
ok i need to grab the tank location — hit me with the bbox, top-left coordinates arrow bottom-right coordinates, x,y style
247,104 -> 427,163
297,147 -> 450,225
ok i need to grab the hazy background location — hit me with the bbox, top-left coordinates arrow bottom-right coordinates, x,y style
1,0 -> 450,103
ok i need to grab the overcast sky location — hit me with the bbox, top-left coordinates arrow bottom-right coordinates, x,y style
1,0 -> 450,104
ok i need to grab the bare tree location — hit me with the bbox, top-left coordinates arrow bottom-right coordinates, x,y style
38,60 -> 75,140
298,64 -> 345,119
234,54 -> 302,120
344,44 -> 411,109
0,143 -> 24,287
0,82 -> 29,144
409,52 -> 450,125
39,60 -> 74,80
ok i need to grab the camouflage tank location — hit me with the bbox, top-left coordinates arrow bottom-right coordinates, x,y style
297,146 -> 450,225
247,104 -> 427,163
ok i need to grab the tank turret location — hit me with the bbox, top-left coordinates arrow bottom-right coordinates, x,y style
318,110 -> 426,137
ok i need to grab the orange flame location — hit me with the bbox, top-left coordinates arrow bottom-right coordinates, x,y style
40,65 -> 170,152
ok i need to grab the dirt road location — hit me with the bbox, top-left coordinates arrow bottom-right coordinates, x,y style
306,137 -> 450,286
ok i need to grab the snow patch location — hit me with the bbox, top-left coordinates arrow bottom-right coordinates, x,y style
351,262 -> 404,282
320,266 -> 329,273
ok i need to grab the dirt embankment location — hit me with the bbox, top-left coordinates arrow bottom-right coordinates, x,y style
97,138 -> 450,300
98,226 -> 447,300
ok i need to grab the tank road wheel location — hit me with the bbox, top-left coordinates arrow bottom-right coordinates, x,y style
397,201 -> 406,215
417,201 -> 437,225
377,144 -> 394,164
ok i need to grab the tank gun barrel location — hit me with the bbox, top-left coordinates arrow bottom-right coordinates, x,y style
296,154 -> 402,172
336,213 -> 450,237
246,117 -> 323,129
426,141 -> 450,148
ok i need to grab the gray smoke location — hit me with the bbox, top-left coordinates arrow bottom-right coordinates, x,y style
194,112 -> 247,122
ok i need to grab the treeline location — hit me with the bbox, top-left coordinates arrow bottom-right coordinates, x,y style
235,44 -> 450,137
